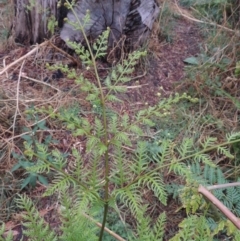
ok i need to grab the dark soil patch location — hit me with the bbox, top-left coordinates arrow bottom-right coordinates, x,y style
125,17 -> 202,107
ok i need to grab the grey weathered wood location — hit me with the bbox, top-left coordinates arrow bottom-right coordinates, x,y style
60,0 -> 131,47
60,0 -> 160,49
13,0 -> 160,51
13,0 -> 58,44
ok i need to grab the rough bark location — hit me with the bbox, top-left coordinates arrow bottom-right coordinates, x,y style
60,0 -> 160,49
13,0 -> 59,44
13,0 -> 160,52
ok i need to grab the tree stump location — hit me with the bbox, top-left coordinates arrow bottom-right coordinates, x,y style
13,0 -> 160,53
13,0 -> 60,44
60,0 -> 160,50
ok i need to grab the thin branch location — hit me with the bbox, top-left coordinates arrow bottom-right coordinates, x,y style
48,40 -> 81,67
20,74 -> 61,92
198,185 -> 240,229
0,41 -> 49,76
100,83 -> 148,90
207,182 -> 240,191
82,213 -> 126,241
174,0 -> 239,35
12,60 -> 25,139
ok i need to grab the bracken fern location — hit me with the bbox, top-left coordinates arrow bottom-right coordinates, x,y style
3,1 -> 240,240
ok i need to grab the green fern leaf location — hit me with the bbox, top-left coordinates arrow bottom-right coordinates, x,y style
115,187 -> 142,218
226,132 -> 240,142
16,195 -> 57,241
129,125 -> 143,136
153,212 -> 166,240
0,224 -> 13,241
194,153 -> 215,167
113,132 -> 131,146
43,173 -> 73,196
177,138 -> 194,157
138,173 -> 167,205
105,94 -> 122,102
201,137 -> 217,149
217,146 -> 234,159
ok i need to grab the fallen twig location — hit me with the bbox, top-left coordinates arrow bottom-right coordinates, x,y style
206,182 -> 240,191
20,74 -> 61,92
174,0 -> 239,35
0,41 -> 49,76
48,40 -> 81,67
12,60 -> 25,139
198,185 -> 240,229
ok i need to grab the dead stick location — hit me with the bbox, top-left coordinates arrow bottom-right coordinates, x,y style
174,0 -> 238,34
207,182 -> 240,191
198,185 -> 240,229
0,41 -> 49,76
48,41 -> 81,67
82,213 -> 126,241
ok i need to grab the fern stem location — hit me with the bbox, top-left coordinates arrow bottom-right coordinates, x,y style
32,152 -> 100,198
104,53 -> 140,100
66,2 -> 111,239
99,202 -> 109,240
123,138 -> 240,190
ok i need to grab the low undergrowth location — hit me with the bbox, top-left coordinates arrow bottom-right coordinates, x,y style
1,0 -> 240,240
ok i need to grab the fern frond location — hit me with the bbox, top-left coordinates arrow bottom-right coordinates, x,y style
104,76 -> 111,87
65,148 -> 91,184
67,41 -> 92,66
170,215 -> 211,241
115,187 -> 142,218
226,132 -> 240,142
169,161 -> 188,176
94,117 -> 105,137
27,161 -> 50,174
204,164 -> 217,184
201,137 -> 217,149
128,124 -> 143,136
80,80 -> 98,94
217,146 -> 234,159
86,151 -> 104,188
130,211 -> 153,241
108,114 -> 118,133
216,168 -> 225,184
105,94 -> 122,102
194,153 -> 215,167
16,195 -> 57,241
138,173 -> 167,205
50,149 -> 68,169
86,93 -> 100,101
111,147 -> 130,187
213,188 -> 224,200
130,210 -> 166,241
142,118 -> 155,127
153,212 -> 166,240
107,86 -> 127,95
86,136 -> 104,154
93,28 -> 110,59
113,132 -> 132,146
190,161 -> 201,176
0,223 -> 13,241
60,191 -> 99,241
130,141 -> 148,175
177,138 -> 194,157
43,173 -> 73,196
154,139 -> 172,164
34,142 -> 49,159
